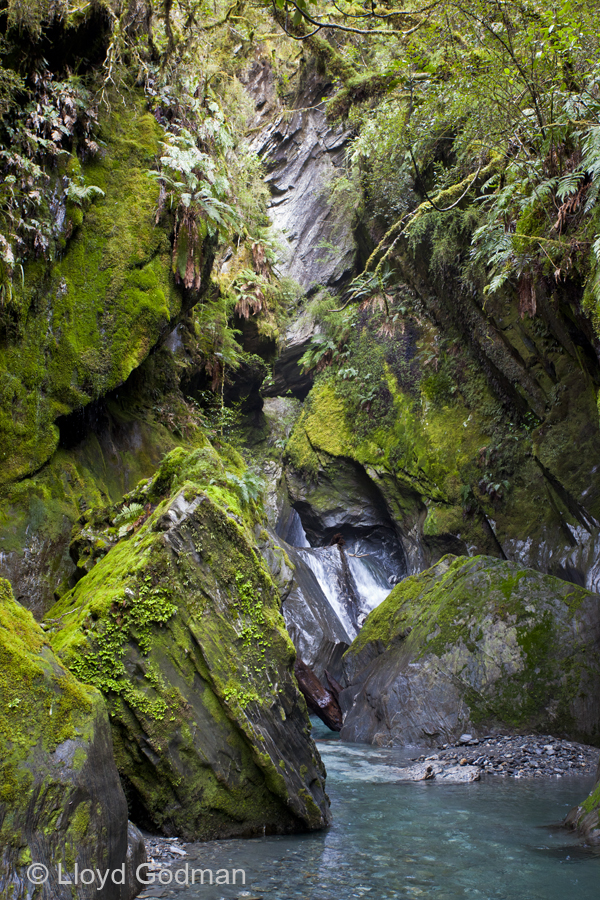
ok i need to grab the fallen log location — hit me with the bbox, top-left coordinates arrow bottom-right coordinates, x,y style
294,658 -> 343,732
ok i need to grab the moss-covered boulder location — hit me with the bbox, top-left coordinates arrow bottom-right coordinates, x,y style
0,578 -> 135,899
564,758 -> 600,844
48,445 -> 330,840
340,555 -> 600,747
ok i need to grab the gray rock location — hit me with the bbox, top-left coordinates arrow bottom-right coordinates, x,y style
250,70 -> 356,294
340,555 -> 600,747
126,823 -> 147,900
281,542 -> 351,683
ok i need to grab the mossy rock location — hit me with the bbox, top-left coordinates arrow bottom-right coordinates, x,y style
48,447 -> 330,840
0,93 -> 205,487
340,555 -> 600,747
0,578 -> 132,899
564,759 -> 600,844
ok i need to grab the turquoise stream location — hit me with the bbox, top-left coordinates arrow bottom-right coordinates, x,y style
165,726 -> 599,900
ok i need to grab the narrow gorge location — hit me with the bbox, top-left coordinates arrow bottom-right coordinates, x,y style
1,2 -> 599,898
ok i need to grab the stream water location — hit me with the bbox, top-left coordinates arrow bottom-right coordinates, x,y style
160,723 -> 599,900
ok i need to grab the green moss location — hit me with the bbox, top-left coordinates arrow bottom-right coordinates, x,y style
346,555 -> 600,739
0,95 -> 183,485
46,444 -> 324,839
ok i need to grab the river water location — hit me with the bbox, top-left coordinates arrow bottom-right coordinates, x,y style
160,724 -> 599,900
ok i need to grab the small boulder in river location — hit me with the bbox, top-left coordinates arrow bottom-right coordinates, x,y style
564,757 -> 600,844
340,555 -> 600,747
0,578 -> 137,900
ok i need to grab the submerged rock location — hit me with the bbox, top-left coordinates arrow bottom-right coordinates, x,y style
564,758 -> 600,844
390,762 -> 481,783
48,447 -> 330,841
340,555 -> 600,747
0,578 -> 135,900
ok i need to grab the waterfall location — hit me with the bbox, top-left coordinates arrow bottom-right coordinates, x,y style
295,546 -> 359,639
280,510 -> 405,641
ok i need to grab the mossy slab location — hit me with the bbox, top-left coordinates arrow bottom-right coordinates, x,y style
0,578 -> 131,899
47,446 -> 330,840
340,555 -> 600,747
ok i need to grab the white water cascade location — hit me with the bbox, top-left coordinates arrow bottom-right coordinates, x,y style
278,509 -> 405,669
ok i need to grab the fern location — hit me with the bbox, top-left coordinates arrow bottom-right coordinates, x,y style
113,503 -> 144,526
66,182 -> 105,207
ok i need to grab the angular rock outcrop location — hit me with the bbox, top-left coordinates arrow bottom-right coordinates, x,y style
340,555 -> 600,747
0,578 -> 138,900
49,446 -> 330,840
564,757 -> 600,844
248,63 -> 356,294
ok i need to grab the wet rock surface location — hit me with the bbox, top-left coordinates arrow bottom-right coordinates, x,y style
564,756 -> 600,843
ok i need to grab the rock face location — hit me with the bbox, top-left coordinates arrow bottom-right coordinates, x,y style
0,578 -> 138,900
275,538 -> 351,682
249,63 -> 356,294
49,446 -> 330,841
244,60 -> 357,400
565,758 -> 600,844
340,555 -> 600,748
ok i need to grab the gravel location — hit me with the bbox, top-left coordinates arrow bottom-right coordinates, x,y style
411,733 -> 599,778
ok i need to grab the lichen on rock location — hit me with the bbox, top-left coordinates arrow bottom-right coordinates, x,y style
340,555 -> 600,747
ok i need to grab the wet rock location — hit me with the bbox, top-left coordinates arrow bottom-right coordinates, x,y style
126,823 -> 147,900
340,555 -> 600,747
249,67 -> 356,293
0,578 -> 133,900
280,543 -> 351,682
48,448 -> 331,841
564,757 -> 600,843
294,658 -> 343,732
